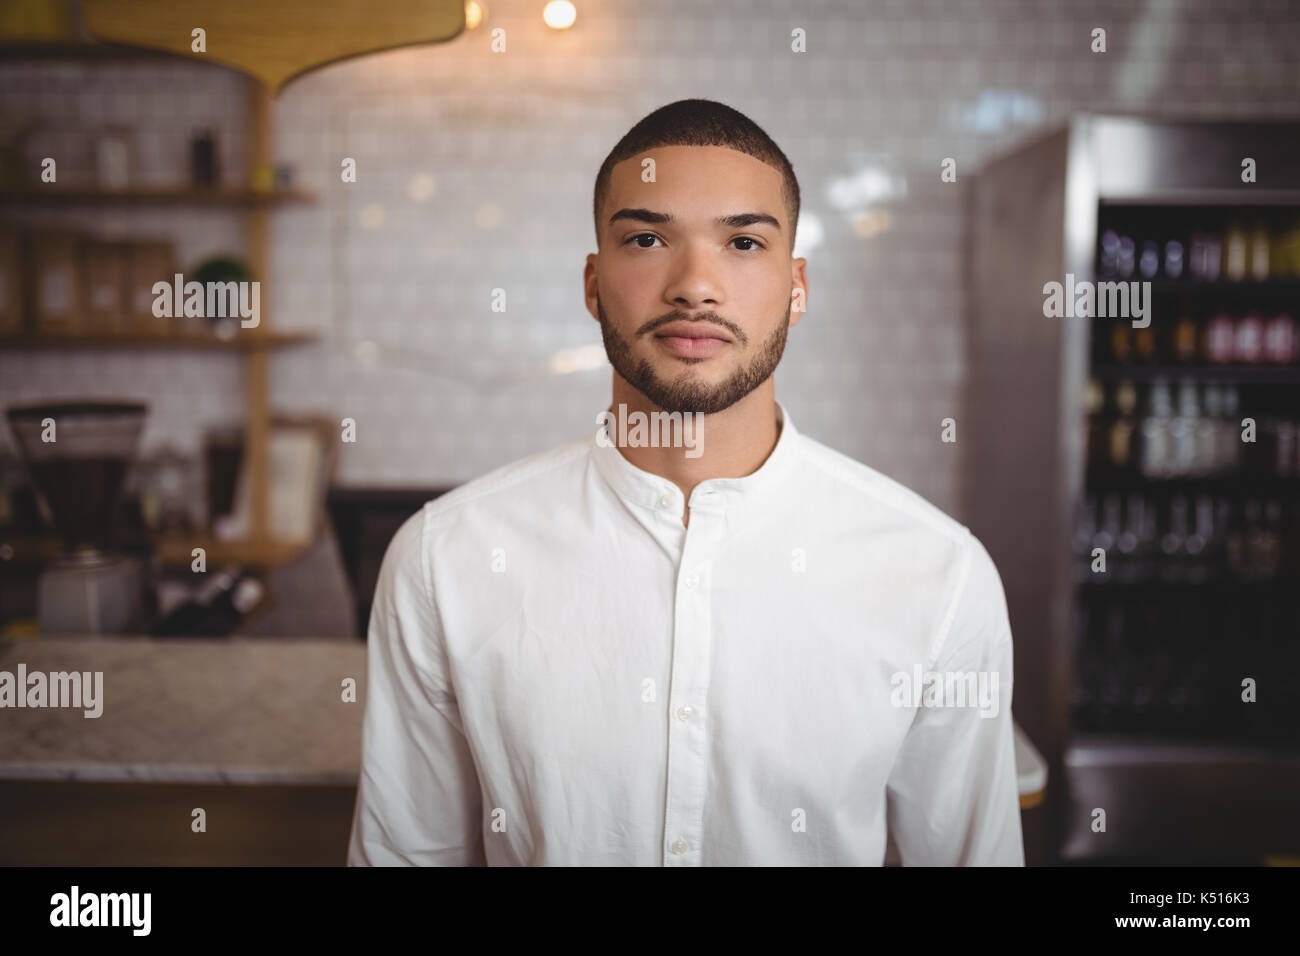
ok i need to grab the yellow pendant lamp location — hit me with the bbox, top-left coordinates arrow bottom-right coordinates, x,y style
79,0 -> 465,92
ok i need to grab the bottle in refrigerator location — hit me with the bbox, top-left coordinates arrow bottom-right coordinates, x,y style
1189,230 -> 1222,280
1110,380 -> 1139,475
1196,384 -> 1221,476
1110,321 -> 1133,364
1224,220 -> 1249,281
1275,420 -> 1296,478
1173,313 -> 1199,363
1220,386 -> 1241,473
1116,234 -> 1136,279
1134,322 -> 1156,363
1140,379 -> 1173,478
1170,379 -> 1200,476
1099,229 -> 1120,278
1263,313 -> 1295,364
1163,238 -> 1185,280
1249,220 -> 1270,280
1084,378 -> 1107,469
1234,313 -> 1264,364
1138,239 -> 1161,280
1203,313 -> 1235,363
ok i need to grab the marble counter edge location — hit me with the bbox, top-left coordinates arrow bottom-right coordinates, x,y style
0,761 -> 360,786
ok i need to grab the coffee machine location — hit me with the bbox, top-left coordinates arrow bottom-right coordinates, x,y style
6,401 -> 151,635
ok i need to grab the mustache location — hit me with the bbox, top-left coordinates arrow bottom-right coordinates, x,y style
637,311 -> 747,344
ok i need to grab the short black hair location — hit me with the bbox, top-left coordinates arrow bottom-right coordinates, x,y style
593,98 -> 800,251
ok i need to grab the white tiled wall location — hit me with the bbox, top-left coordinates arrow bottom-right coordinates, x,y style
2,0 -> 1299,518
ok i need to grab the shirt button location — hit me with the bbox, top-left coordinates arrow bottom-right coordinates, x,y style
670,838 -> 688,854
676,705 -> 693,721
659,494 -> 672,508
684,572 -> 699,588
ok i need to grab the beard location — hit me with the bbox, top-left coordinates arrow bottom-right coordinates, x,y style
595,295 -> 790,415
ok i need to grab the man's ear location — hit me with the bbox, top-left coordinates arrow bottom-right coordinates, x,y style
583,254 -> 600,322
788,257 -> 808,328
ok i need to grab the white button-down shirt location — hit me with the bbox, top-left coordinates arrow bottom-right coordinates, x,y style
348,402 -> 1024,866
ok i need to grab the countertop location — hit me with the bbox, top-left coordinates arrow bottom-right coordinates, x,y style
0,634 -> 1048,803
0,635 -> 366,785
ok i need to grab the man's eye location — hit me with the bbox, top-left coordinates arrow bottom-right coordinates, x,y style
625,234 -> 763,251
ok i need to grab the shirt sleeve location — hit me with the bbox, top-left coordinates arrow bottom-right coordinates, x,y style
347,506 -> 487,866
884,531 -> 1025,866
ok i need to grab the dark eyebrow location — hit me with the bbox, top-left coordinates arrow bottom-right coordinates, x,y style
608,208 -> 782,231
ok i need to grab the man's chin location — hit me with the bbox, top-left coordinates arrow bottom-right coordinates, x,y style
647,371 -> 737,406
645,349 -> 737,376
632,382 -> 744,417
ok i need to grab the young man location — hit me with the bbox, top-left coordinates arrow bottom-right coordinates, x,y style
348,98 -> 1024,866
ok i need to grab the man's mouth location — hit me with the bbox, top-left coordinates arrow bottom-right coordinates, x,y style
653,322 -> 733,359
652,321 -> 732,343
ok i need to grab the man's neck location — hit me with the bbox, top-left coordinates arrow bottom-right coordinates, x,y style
606,378 -> 781,511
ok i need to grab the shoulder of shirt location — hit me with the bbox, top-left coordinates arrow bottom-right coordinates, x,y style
413,434 -> 592,528
793,433 -> 1008,659
793,431 -> 972,547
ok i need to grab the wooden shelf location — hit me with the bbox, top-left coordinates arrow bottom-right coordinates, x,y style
155,535 -> 313,567
2,75 -> 296,573
1,532 -> 313,568
0,186 -> 317,206
0,330 -> 319,350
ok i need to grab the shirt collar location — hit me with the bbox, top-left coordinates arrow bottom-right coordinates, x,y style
591,400 -> 800,519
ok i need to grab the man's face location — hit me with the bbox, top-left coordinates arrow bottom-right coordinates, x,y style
585,145 -> 806,415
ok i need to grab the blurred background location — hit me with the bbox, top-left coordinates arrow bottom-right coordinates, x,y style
0,0 -> 1297,865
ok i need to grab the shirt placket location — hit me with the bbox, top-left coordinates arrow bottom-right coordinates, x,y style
661,488 -> 726,866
